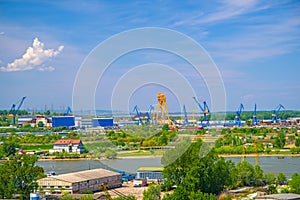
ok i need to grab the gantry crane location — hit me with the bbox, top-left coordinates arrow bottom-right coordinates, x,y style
251,103 -> 259,126
145,105 -> 154,124
133,105 -> 143,125
156,92 -> 171,125
235,103 -> 244,126
183,105 -> 189,126
192,97 -> 210,124
9,96 -> 26,126
272,104 -> 285,123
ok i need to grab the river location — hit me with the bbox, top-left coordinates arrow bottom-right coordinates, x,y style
37,156 -> 300,178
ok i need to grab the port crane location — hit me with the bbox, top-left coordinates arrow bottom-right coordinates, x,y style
192,97 -> 210,124
235,104 -> 244,126
156,92 -> 171,126
272,104 -> 285,123
63,106 -> 72,116
251,103 -> 259,126
183,105 -> 189,126
9,96 -> 26,126
133,105 -> 143,125
145,105 -> 154,124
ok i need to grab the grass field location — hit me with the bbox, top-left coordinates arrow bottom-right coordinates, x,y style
21,144 -> 53,151
117,149 -> 165,157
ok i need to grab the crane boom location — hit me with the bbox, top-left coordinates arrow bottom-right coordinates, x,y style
192,97 -> 204,111
10,96 -> 26,126
252,103 -> 259,126
192,97 -> 210,123
146,105 -> 154,124
64,106 -> 72,116
183,105 -> 188,126
133,105 -> 143,125
235,103 -> 244,126
272,104 -> 285,123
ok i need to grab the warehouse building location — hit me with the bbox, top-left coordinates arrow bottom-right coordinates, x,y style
92,118 -> 114,128
38,168 -> 122,194
52,116 -> 75,128
136,167 -> 163,183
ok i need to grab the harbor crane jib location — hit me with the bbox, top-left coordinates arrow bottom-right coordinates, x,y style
9,96 -> 26,126
183,105 -> 189,126
64,106 -> 72,116
252,103 -> 259,126
133,105 -> 143,125
235,103 -> 244,126
145,105 -> 154,124
192,97 -> 210,125
272,104 -> 285,123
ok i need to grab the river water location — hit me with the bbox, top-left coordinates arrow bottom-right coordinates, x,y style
37,156 -> 300,178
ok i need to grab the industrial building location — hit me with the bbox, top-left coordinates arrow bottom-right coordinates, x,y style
52,116 -> 75,128
92,118 -> 114,128
136,167 -> 163,183
38,168 -> 122,194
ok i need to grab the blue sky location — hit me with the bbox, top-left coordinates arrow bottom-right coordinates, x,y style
0,0 -> 299,113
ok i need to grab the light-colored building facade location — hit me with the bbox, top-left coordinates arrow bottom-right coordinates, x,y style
38,168 -> 122,194
49,139 -> 85,154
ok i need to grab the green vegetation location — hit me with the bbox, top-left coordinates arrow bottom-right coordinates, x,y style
159,139 -> 300,199
0,155 -> 45,199
162,140 -> 235,199
214,127 -> 300,155
289,173 -> 300,194
225,110 -> 300,121
143,184 -> 161,200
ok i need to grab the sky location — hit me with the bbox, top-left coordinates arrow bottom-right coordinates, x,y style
0,0 -> 299,114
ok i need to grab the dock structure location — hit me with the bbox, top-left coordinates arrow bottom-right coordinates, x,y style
136,167 -> 164,183
38,168 -> 122,194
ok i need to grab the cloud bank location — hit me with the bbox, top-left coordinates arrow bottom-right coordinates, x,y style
0,38 -> 64,72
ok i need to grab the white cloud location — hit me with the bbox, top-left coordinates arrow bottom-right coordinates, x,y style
0,37 -> 64,72
0,32 -> 4,35
173,0 -> 260,26
37,66 -> 55,72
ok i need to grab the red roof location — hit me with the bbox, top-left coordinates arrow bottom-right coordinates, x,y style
18,150 -> 26,155
53,139 -> 81,145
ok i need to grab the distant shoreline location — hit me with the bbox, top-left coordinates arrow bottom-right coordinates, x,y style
34,153 -> 300,161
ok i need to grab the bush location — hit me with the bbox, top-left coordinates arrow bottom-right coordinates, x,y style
82,190 -> 93,194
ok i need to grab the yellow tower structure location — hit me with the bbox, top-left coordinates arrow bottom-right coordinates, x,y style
156,92 -> 171,125
254,140 -> 259,166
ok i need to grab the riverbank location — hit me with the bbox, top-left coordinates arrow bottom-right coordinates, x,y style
36,152 -> 300,161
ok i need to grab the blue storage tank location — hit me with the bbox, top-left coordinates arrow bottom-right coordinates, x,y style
52,116 -> 75,127
92,118 -> 114,128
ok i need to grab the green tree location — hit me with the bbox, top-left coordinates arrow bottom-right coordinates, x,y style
143,185 -> 161,200
38,121 -> 44,128
276,173 -> 286,185
274,133 -> 286,148
295,138 -> 300,147
253,165 -> 264,186
0,155 -> 45,199
162,124 -> 169,131
1,141 -> 20,158
105,149 -> 117,159
288,173 -> 300,194
264,173 -> 276,184
235,161 -> 255,187
162,140 -> 234,197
